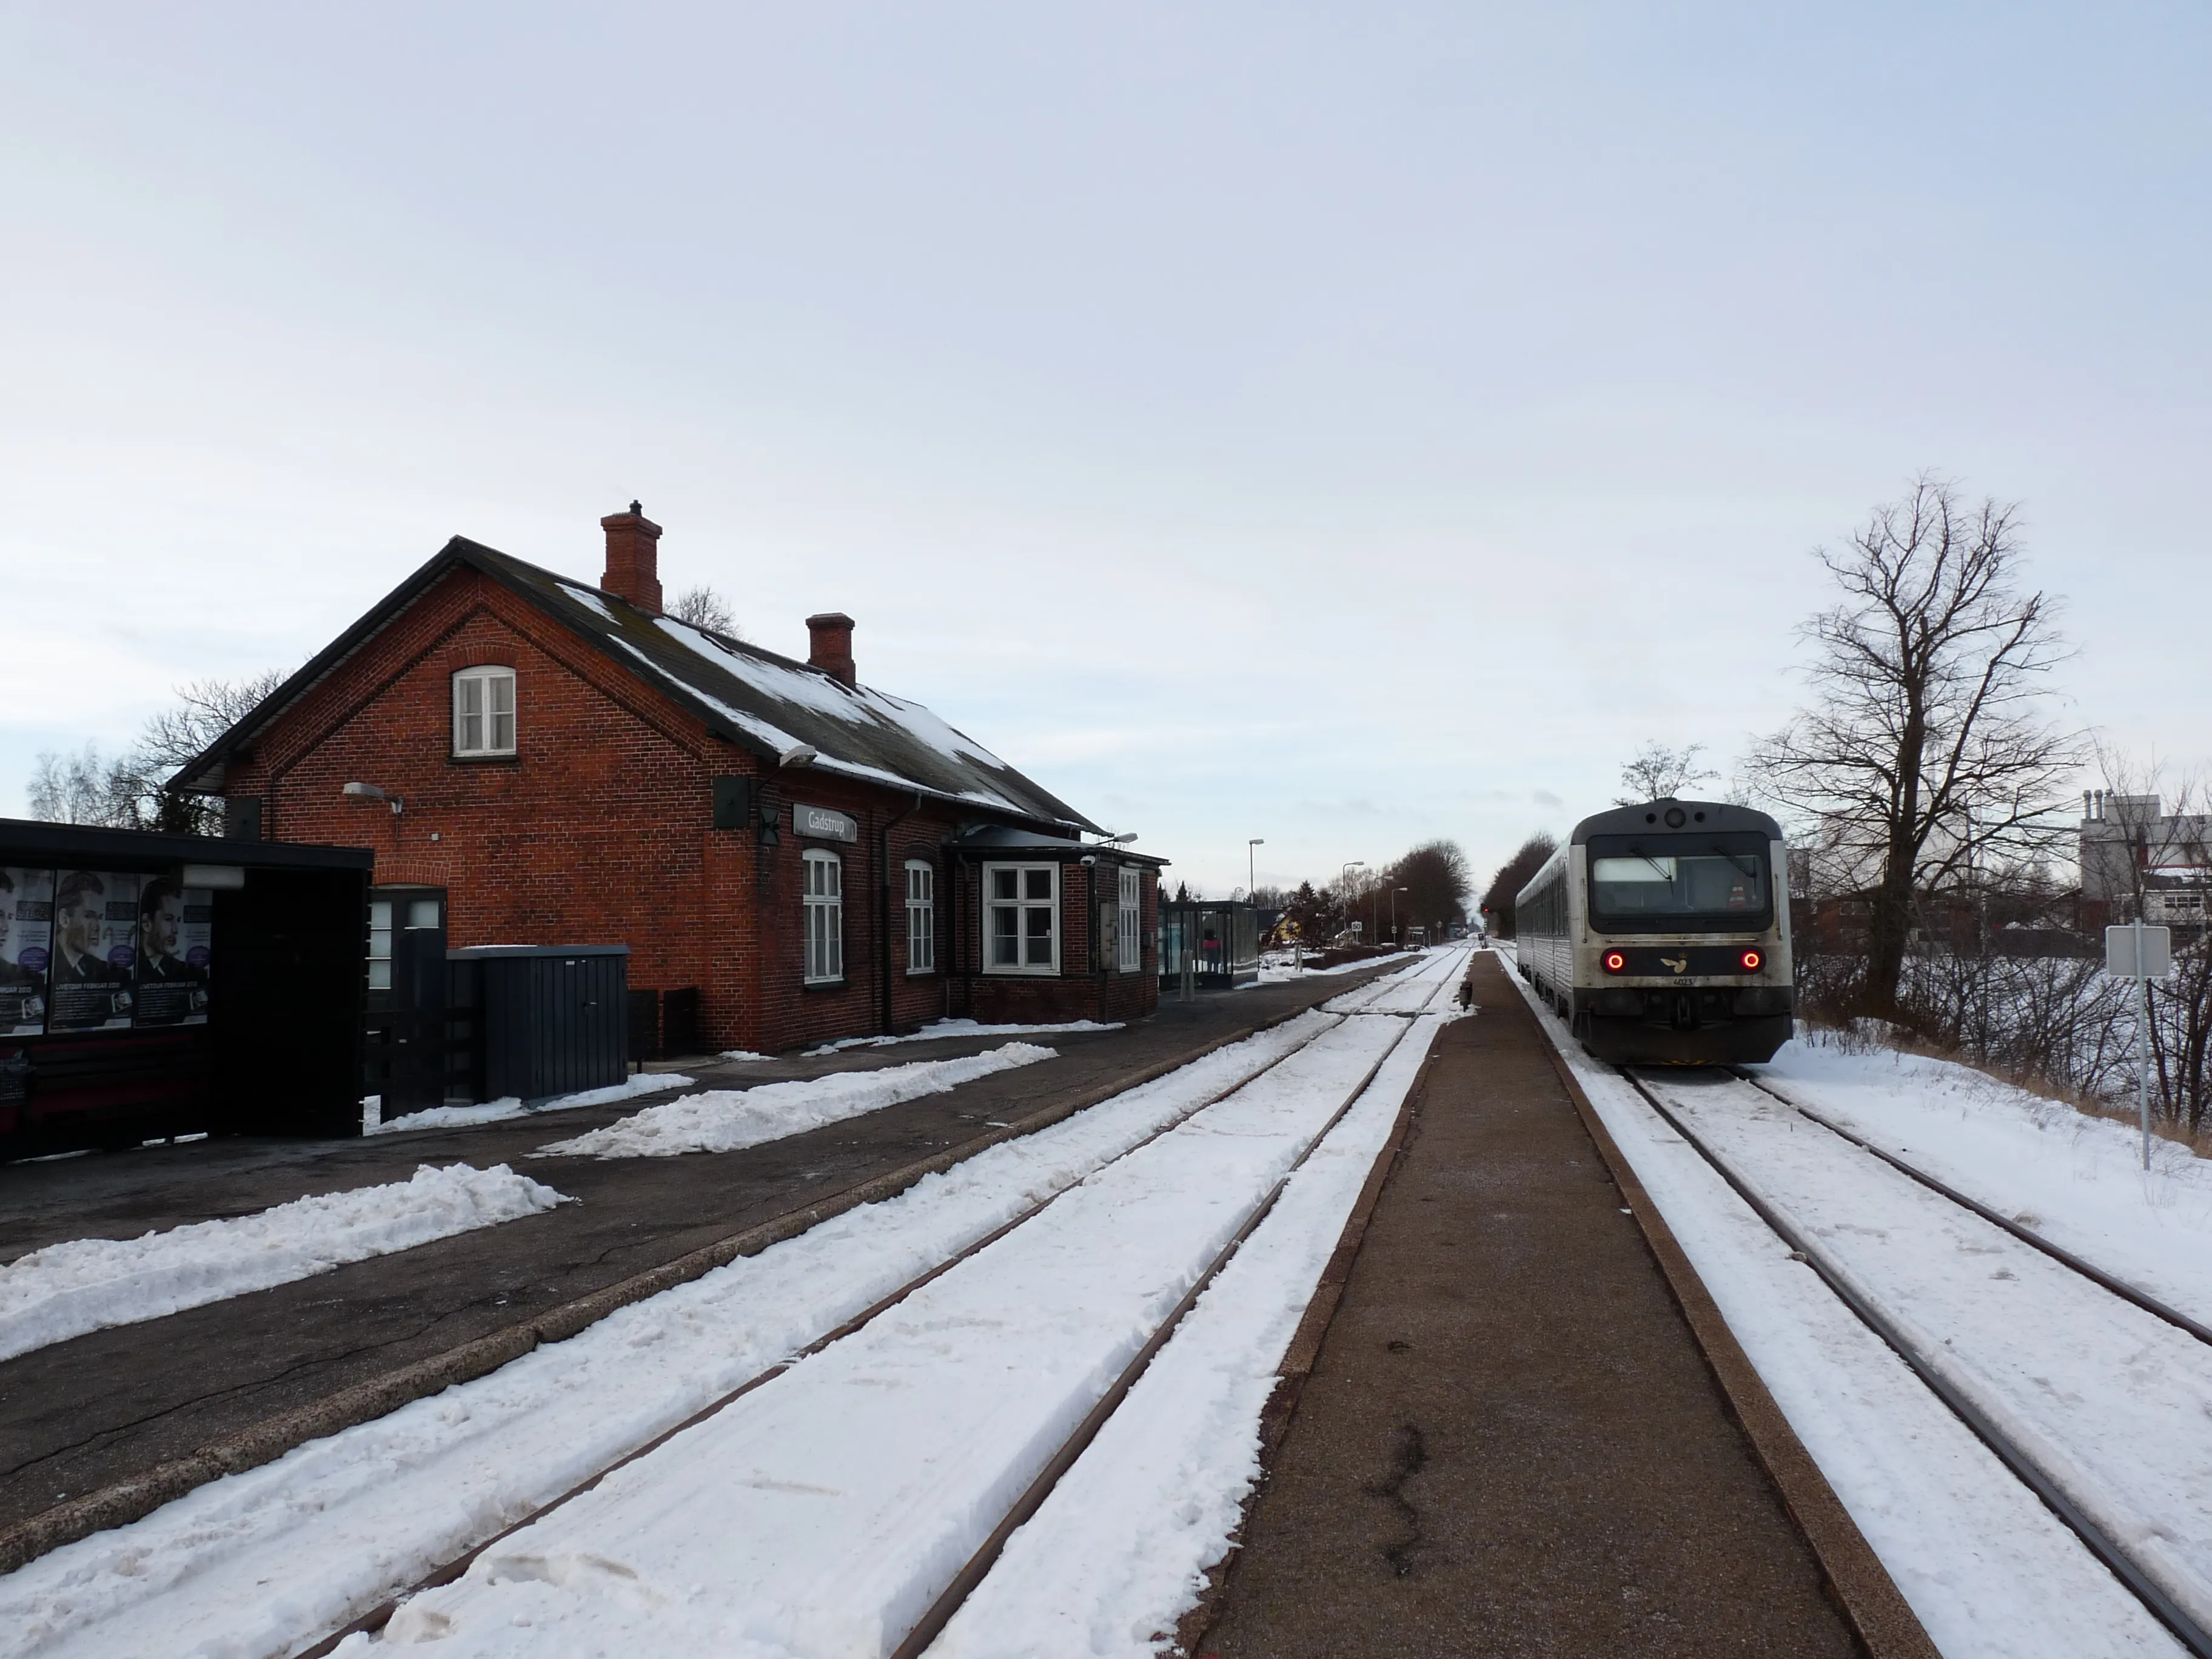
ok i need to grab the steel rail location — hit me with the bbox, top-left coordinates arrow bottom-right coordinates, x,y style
1729,1067 -> 2212,1349
887,1006 -> 1429,1659
288,1001 -> 1375,1659
1618,1066 -> 2212,1659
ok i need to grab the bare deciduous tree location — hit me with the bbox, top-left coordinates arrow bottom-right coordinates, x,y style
669,585 -> 743,638
1615,741 -> 1718,806
1747,475 -> 2078,1016
1478,833 -> 1557,937
26,671 -> 286,835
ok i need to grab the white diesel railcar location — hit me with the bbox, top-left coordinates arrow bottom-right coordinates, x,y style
1515,799 -> 1794,1064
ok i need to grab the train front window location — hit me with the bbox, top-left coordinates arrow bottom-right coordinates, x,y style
1586,833 -> 1771,933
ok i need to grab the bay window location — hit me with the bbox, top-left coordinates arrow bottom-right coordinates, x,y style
984,862 -> 1059,974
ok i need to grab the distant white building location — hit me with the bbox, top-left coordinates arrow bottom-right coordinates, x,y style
2079,791 -> 2212,924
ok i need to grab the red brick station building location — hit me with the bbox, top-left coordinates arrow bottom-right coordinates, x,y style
178,506 -> 1164,1055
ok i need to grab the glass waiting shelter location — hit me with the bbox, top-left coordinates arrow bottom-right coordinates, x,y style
1157,900 -> 1259,990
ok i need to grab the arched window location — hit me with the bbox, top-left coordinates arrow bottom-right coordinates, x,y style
803,850 -> 843,984
452,666 -> 517,757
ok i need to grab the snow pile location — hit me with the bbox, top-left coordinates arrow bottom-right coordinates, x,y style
0,1014 -> 1338,1659
371,1074 -> 697,1136
537,1044 -> 1056,1159
805,1017 -> 1122,1054
0,1164 -> 569,1363
1763,1031 -> 2212,1324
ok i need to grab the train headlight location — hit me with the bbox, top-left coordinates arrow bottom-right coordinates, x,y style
1602,950 -> 1627,974
1740,948 -> 1763,972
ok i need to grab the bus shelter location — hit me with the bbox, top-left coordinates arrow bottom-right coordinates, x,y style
0,819 -> 372,1157
1157,899 -> 1260,990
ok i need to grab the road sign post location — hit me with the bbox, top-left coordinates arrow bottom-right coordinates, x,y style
2105,920 -> 2173,1171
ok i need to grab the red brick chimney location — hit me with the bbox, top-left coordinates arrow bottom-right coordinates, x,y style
806,612 -> 857,686
600,500 -> 663,614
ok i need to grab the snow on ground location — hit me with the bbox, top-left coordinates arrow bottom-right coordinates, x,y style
346,1013 -> 1424,1656
0,1165 -> 568,1365
1500,956 -> 2185,1658
536,1044 -> 1054,1159
0,1012 -> 1342,1659
803,1017 -> 1124,1055
1759,1033 -> 2212,1328
1255,948 -> 1419,983
368,1073 -> 697,1135
932,1004 -> 1459,1657
1646,1064 -> 2212,1638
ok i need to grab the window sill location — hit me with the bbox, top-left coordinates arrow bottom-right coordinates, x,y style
449,752 -> 521,765
982,967 -> 1062,978
802,977 -> 849,992
905,968 -> 936,978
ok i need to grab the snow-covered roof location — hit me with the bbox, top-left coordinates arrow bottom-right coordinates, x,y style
178,538 -> 1098,834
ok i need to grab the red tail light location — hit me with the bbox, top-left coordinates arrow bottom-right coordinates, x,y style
1740,949 -> 1763,972
1602,950 -> 1627,974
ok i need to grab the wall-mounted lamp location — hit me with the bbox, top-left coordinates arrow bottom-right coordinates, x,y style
1105,831 -> 1138,845
343,781 -> 403,815
777,743 -> 818,768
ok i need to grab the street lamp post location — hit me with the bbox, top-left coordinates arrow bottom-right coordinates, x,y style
1341,861 -> 1365,947
1248,839 -> 1264,904
1392,885 -> 1408,947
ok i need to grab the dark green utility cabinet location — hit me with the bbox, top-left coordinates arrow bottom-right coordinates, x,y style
447,944 -> 628,1103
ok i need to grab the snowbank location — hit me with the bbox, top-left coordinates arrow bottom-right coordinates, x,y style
0,1164 -> 569,1363
804,1017 -> 1122,1054
536,1044 -> 1056,1159
369,1073 -> 697,1136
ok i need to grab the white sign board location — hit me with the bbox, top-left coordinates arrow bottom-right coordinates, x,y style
794,803 -> 859,844
2105,923 -> 2172,979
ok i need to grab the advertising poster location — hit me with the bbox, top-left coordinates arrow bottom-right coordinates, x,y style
0,868 -> 53,1037
134,879 -> 213,1027
47,870 -> 140,1032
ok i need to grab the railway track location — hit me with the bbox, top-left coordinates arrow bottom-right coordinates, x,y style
1616,1062 -> 2212,1659
264,950 -> 1467,1658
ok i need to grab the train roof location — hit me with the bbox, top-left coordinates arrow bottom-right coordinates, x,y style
1568,799 -> 1784,844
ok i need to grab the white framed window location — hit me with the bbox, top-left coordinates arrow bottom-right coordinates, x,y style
1117,866 -> 1142,973
368,900 -> 392,991
984,862 -> 1059,974
452,666 -> 517,757
803,850 -> 843,984
905,860 -> 936,974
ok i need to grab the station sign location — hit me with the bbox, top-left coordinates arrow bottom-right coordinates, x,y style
795,804 -> 859,844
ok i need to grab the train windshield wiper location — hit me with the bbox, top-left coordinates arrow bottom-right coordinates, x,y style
1712,844 -> 1761,879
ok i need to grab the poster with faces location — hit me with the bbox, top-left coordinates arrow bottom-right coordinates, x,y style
134,882 -> 214,1027
47,870 -> 141,1032
0,868 -> 54,1036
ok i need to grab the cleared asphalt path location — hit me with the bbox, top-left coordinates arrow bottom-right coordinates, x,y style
0,970 -> 1390,1537
1195,953 -> 1864,1658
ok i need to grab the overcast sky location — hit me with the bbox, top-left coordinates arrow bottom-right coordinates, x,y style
2,4 -> 2205,899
